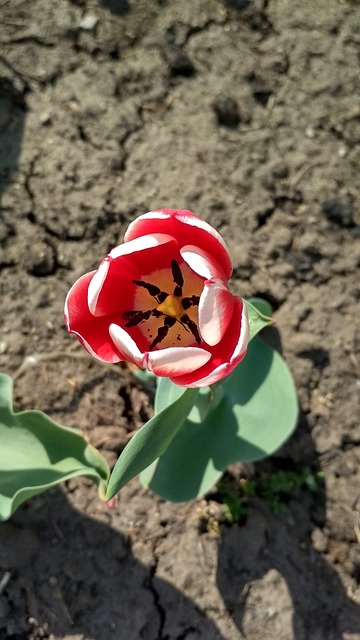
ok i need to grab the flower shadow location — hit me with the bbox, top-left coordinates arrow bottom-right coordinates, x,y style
1,489 -> 226,640
216,409 -> 360,637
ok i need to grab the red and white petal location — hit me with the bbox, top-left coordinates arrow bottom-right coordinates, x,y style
171,296 -> 249,388
229,298 -> 249,364
124,209 -> 232,280
88,234 -> 179,318
88,260 -> 110,316
180,245 -> 234,345
180,245 -> 228,282
146,347 -> 211,377
65,273 -> 123,363
71,329 -> 121,364
198,280 -> 234,346
109,323 -> 146,368
108,233 -> 174,260
65,271 -> 96,331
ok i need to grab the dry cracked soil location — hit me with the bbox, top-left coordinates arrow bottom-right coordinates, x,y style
1,0 -> 360,639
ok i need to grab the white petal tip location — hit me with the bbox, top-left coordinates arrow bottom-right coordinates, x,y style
88,260 -> 110,316
109,323 -> 144,366
147,347 -> 211,377
199,281 -> 234,346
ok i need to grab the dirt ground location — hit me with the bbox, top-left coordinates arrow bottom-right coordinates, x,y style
1,0 -> 360,638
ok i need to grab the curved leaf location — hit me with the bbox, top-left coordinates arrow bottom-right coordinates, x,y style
106,387 -> 198,500
245,298 -> 273,341
0,373 -> 109,521
141,337 -> 298,501
155,376 -> 188,413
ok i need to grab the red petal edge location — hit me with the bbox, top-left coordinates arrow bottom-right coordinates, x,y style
65,272 -> 122,363
124,209 -> 232,280
169,296 -> 249,387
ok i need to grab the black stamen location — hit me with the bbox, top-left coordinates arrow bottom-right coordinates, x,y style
157,291 -> 168,303
132,280 -> 161,296
149,316 -> 176,351
181,314 -> 201,344
149,326 -> 169,351
123,308 -> 162,327
132,279 -> 169,303
171,260 -> 183,297
165,316 -> 177,327
182,295 -> 200,310
123,309 -> 151,327
171,260 -> 184,287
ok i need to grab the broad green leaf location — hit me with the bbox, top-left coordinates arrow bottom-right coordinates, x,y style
187,386 -> 217,424
248,296 -> 273,318
156,378 -> 222,424
245,298 -> 273,341
141,337 -> 298,502
106,387 -> 198,500
0,373 -> 109,521
154,376 -> 187,413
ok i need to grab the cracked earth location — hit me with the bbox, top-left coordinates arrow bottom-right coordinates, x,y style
1,0 -> 360,638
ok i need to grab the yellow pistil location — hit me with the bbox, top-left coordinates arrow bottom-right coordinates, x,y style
156,294 -> 183,320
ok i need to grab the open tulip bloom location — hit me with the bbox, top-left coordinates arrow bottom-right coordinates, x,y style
64,210 -> 298,503
0,209 -> 298,521
65,209 -> 249,387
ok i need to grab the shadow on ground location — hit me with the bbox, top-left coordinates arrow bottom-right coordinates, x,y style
216,410 -> 360,638
0,490 -> 225,640
99,0 -> 130,16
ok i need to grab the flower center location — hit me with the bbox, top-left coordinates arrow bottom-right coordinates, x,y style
123,259 -> 204,350
156,294 -> 183,320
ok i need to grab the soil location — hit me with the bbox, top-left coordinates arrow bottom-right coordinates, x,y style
1,0 -> 360,638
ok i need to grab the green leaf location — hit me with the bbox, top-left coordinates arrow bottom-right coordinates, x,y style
0,373 -> 109,522
245,298 -> 273,341
141,337 -> 298,502
247,296 -> 273,318
155,377 -> 219,424
154,376 -> 187,413
106,387 -> 198,500
187,386 -> 216,423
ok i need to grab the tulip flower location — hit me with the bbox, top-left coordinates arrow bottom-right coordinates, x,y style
2,213 -> 296,520
64,209 -> 249,387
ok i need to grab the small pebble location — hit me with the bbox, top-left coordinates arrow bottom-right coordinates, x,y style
272,161 -> 289,179
251,80 -> 273,106
305,125 -> 315,138
311,527 -> 328,553
322,198 -> 354,227
26,242 -> 56,276
0,341 -> 7,354
39,112 -> 52,126
160,43 -> 195,76
79,13 -> 98,31
338,144 -> 348,158
212,95 -> 240,127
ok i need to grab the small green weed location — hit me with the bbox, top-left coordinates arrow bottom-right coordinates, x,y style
217,467 -> 319,523
259,468 -> 319,514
